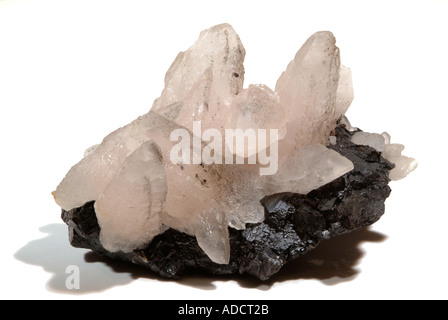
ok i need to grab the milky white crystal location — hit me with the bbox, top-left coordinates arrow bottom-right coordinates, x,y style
336,66 -> 355,117
95,140 -> 166,253
351,132 -> 387,152
275,31 -> 352,162
339,115 -> 358,132
152,23 -> 245,132
350,130 -> 417,181
263,144 -> 354,195
329,136 -> 337,145
382,143 -> 418,181
54,24 -> 360,264
225,84 -> 285,159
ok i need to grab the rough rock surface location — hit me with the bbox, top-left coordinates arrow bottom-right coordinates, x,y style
61,123 -> 393,280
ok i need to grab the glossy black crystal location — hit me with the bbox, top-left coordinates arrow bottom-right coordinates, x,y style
61,123 -> 393,280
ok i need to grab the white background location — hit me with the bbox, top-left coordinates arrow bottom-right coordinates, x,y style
0,0 -> 447,300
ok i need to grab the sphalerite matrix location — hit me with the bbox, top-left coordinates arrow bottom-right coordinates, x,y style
53,24 -> 416,280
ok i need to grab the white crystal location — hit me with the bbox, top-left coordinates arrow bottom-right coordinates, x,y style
381,132 -> 391,145
383,143 -> 417,181
351,131 -> 386,152
382,143 -> 405,163
225,84 -> 285,159
95,140 -> 166,253
349,130 -> 417,181
53,24 -> 361,264
335,66 -> 354,117
329,136 -> 337,146
263,144 -> 354,195
195,208 -> 230,265
389,156 -> 418,181
53,111 -> 184,211
339,115 -> 358,132
275,31 -> 343,161
152,23 -> 246,132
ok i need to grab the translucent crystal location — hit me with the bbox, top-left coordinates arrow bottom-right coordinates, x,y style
351,132 -> 386,152
389,156 -> 418,181
335,66 -> 354,117
53,111 -> 185,211
225,84 -> 285,159
382,143 -> 418,181
329,136 -> 337,145
350,130 -> 418,181
151,23 -> 246,132
339,115 -> 358,132
263,144 -> 354,195
275,31 -> 342,161
381,132 -> 391,145
383,143 -> 405,162
196,208 -> 230,265
54,24 -> 366,264
95,140 -> 166,253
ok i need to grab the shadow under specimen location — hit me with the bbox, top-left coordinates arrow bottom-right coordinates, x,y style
14,223 -> 386,294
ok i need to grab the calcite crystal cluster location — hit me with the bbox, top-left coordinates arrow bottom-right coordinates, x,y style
54,24 -> 416,280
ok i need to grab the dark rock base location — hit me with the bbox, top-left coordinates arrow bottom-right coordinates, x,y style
61,124 -> 393,281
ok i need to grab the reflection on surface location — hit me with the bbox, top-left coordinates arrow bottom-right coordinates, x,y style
14,223 -> 386,294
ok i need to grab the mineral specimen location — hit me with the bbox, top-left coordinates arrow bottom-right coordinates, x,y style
54,24 -> 416,279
